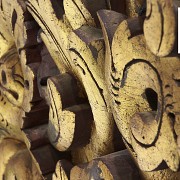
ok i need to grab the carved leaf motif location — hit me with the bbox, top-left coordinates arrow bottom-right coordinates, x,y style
27,0 -> 115,163
100,9 -> 180,171
144,0 -> 177,56
0,0 -> 46,128
0,0 -> 180,179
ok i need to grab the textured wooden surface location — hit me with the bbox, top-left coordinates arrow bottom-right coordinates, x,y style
0,0 -> 180,179
98,7 -> 180,173
144,0 -> 178,57
70,150 -> 141,180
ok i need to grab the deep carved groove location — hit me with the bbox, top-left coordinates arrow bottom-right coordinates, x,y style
12,10 -> 17,33
1,70 -> 7,85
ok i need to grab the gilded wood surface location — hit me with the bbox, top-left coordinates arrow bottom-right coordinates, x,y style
0,0 -> 180,180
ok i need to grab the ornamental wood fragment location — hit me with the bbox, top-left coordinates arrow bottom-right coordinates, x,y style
27,0 -> 115,164
0,0 -> 180,180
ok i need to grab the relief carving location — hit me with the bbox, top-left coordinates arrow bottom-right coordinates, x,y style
0,0 -> 180,179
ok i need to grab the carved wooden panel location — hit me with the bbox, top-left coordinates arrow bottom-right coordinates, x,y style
0,0 -> 180,179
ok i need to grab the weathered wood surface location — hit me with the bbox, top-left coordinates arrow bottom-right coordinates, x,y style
52,160 -> 73,180
70,150 -> 141,180
99,7 -> 180,173
0,0 -> 49,129
47,73 -> 93,151
0,0 -> 72,178
0,0 -> 180,180
144,0 -> 180,57
27,0 -> 115,164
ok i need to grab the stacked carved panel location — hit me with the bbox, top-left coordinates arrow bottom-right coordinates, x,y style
0,0 -> 180,179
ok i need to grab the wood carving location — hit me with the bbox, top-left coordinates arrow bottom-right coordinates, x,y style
0,0 -> 180,179
26,0 -> 116,164
0,139 -> 42,180
0,49 -> 24,126
0,0 -> 48,128
0,121 -> 43,179
47,73 -> 93,151
125,0 -> 145,17
0,113 -> 71,178
144,0 -> 179,56
70,150 -> 141,180
99,7 -> 180,173
52,160 -> 73,180
0,0 -> 71,178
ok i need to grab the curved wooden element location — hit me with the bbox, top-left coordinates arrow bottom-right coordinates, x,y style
64,0 -> 110,29
70,150 -> 140,179
99,9 -> 180,172
0,0 -> 180,179
27,0 -> 115,164
68,25 -> 114,163
108,0 -> 145,17
47,73 -> 93,151
0,0 -> 48,128
52,160 -> 73,180
0,139 -> 42,180
0,0 -> 71,178
144,0 -> 178,57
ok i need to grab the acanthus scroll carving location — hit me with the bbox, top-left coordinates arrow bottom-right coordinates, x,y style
0,0 -> 180,179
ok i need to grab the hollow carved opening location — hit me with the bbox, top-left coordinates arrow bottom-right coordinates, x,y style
145,88 -> 158,111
